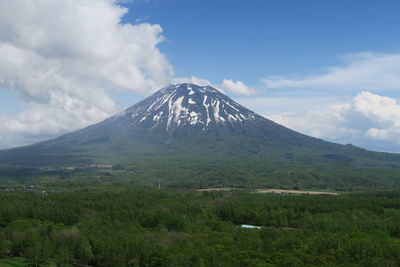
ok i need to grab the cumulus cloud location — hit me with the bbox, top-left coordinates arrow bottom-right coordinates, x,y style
263,52 -> 400,92
221,79 -> 258,95
266,91 -> 400,152
0,0 -> 173,148
0,100 -> 110,148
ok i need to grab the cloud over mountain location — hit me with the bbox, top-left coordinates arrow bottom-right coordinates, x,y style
221,79 -> 258,95
267,91 -> 400,152
0,0 -> 172,148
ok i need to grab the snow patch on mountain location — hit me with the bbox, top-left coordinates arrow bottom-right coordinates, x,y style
124,83 -> 261,131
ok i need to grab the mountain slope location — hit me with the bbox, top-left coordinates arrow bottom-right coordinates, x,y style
1,83 -> 400,188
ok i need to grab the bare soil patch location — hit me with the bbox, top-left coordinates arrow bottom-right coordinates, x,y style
195,188 -> 233,192
257,189 -> 338,196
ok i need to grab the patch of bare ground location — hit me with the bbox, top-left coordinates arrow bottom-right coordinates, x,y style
195,188 -> 233,192
257,189 -> 338,196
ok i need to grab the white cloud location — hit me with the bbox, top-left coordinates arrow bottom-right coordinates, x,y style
0,0 -> 173,148
0,99 -> 109,148
172,77 -> 258,96
172,77 -> 214,87
259,51 -> 400,152
263,52 -> 400,92
266,91 -> 400,152
235,96 -> 339,115
221,79 -> 257,95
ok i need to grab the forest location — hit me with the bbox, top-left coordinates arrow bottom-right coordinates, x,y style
1,188 -> 400,266
2,159 -> 400,191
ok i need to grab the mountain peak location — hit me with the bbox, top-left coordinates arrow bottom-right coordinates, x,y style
4,82 -> 398,179
125,83 -> 260,131
161,83 -> 219,95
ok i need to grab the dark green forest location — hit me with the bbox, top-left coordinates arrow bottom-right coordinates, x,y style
1,189 -> 400,266
2,158 -> 400,191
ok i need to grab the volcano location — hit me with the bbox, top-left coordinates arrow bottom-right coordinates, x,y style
1,83 -> 400,188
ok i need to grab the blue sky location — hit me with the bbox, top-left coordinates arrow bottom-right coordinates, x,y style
0,90 -> 22,115
1,0 -> 400,152
121,0 -> 400,90
119,0 -> 400,152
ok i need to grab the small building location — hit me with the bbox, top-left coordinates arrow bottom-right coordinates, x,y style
240,224 -> 262,229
